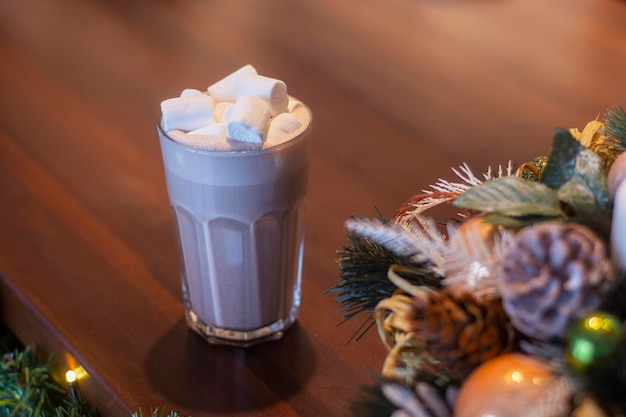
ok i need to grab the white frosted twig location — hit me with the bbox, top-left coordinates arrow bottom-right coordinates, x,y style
429,161 -> 515,194
345,218 -> 423,257
399,162 -> 515,224
451,162 -> 484,187
484,160 -> 515,181
410,195 -> 453,213
427,179 -> 472,194
442,221 -> 514,300
403,216 -> 447,273
344,217 -> 446,272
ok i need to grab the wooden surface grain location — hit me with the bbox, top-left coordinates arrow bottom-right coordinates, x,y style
1,0 -> 625,415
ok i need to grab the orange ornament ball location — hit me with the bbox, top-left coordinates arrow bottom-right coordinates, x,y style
454,354 -> 555,417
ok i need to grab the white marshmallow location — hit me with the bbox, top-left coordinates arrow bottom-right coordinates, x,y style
189,122 -> 227,138
160,94 -> 215,132
169,124 -> 232,151
226,95 -> 270,144
267,113 -> 302,143
288,99 -> 302,112
234,73 -> 288,116
207,64 -> 257,101
180,88 -> 203,97
221,105 -> 234,123
214,101 -> 234,122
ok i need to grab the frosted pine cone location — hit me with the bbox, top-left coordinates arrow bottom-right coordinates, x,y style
407,288 -> 516,382
498,221 -> 613,341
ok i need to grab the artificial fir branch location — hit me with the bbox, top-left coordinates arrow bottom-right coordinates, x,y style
326,232 -> 442,323
132,408 -> 188,417
605,104 -> 626,151
0,346 -> 96,417
348,382 -> 396,417
344,217 -> 447,272
0,337 -> 186,417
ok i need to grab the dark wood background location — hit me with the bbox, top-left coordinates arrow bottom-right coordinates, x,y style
1,0 -> 625,415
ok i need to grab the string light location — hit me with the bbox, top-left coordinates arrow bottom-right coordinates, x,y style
65,367 -> 86,406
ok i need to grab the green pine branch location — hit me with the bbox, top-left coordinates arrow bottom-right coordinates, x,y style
326,232 -> 442,323
0,338 -> 187,417
348,383 -> 396,417
132,408 -> 188,417
605,104 -> 626,151
0,346 -> 96,417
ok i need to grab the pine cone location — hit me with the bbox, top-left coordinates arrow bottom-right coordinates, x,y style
499,221 -> 613,341
407,288 -> 516,382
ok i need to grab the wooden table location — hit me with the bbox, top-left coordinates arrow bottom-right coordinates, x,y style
1,0 -> 625,415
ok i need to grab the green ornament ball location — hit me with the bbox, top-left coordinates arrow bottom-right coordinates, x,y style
565,312 -> 625,372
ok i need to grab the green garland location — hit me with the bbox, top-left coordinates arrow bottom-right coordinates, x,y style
0,324 -> 181,417
0,338 -> 95,417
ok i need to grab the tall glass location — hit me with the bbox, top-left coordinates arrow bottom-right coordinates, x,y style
157,106 -> 312,347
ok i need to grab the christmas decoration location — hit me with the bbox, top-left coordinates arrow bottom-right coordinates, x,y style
498,221 -> 613,341
0,344 -> 95,417
565,312 -> 624,373
454,353 -> 567,417
328,105 -> 626,416
376,284 -> 516,384
0,326 -> 183,417
442,214 -> 510,300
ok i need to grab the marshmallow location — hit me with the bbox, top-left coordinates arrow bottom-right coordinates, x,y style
226,95 -> 270,144
180,88 -> 203,97
169,124 -> 233,151
207,64 -> 257,101
161,94 -> 215,132
234,73 -> 288,116
288,99 -> 302,112
160,94 -> 215,132
214,101 -> 234,122
267,113 -> 302,143
189,122 -> 227,138
221,105 -> 234,123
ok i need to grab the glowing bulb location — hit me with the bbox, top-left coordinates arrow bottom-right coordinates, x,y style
586,315 -> 617,333
65,370 -> 77,384
65,368 -> 84,405
571,339 -> 596,366
586,316 -> 602,331
65,366 -> 87,382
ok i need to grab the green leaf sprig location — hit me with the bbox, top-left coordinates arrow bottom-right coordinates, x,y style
453,128 -> 613,239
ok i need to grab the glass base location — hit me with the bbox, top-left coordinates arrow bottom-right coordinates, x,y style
184,307 -> 298,348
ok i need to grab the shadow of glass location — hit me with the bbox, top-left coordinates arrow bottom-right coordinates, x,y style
145,318 -> 316,413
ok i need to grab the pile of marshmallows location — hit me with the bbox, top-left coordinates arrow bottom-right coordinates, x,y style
160,65 -> 305,150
